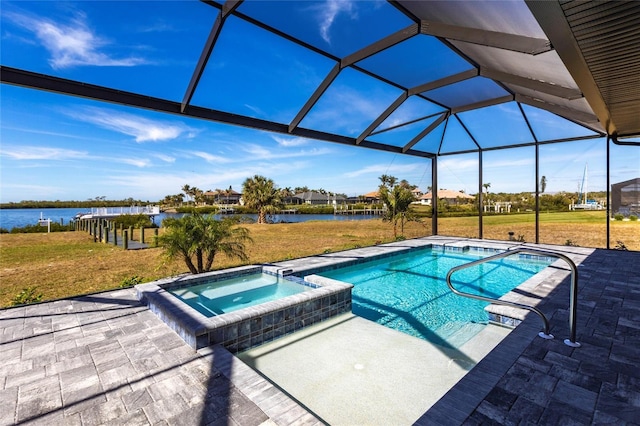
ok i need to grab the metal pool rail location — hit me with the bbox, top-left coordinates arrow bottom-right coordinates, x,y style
446,248 -> 581,348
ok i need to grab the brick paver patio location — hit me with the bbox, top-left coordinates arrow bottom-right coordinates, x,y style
1,239 -> 638,425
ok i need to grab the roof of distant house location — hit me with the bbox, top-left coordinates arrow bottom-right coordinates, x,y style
294,191 -> 345,201
362,191 -> 380,198
421,190 -> 474,200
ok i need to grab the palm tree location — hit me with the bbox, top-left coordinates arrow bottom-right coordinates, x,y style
182,184 -> 192,203
242,175 -> 284,224
192,187 -> 204,206
378,175 -> 419,238
159,214 -> 252,274
483,182 -> 491,206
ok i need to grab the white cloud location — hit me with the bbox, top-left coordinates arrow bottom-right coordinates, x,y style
0,145 -> 157,168
65,107 -> 195,142
244,104 -> 266,117
485,157 -> 535,169
270,135 -> 310,147
5,10 -> 148,69
315,0 -> 357,44
343,162 -> 422,178
439,158 -> 478,173
137,20 -> 178,33
241,143 -> 332,161
189,151 -> 232,164
119,158 -> 151,168
152,153 -> 176,163
104,169 -> 252,198
304,86 -> 389,134
0,146 -> 89,161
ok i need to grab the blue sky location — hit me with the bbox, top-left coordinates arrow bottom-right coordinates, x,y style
1,1 -> 638,203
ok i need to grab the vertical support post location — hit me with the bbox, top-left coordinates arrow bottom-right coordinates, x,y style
113,227 -> 118,246
535,142 -> 540,244
606,135 -> 611,250
128,226 -> 134,241
140,227 -> 145,244
123,230 -> 128,250
104,223 -> 109,244
431,156 -> 438,235
153,228 -> 159,247
478,151 -> 483,240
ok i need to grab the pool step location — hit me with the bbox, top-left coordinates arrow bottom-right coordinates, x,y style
434,321 -> 488,348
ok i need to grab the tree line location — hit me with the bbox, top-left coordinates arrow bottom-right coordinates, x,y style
158,174 -> 416,274
1,198 -> 154,209
160,184 -> 349,208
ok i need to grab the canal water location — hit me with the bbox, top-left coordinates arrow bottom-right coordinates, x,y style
0,208 -> 379,231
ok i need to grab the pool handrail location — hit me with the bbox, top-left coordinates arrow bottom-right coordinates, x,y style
445,247 -> 581,348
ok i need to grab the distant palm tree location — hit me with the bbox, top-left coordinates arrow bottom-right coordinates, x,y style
159,214 -> 251,274
182,184 -> 192,203
192,187 -> 204,206
242,175 -> 284,224
483,182 -> 491,205
378,175 -> 419,238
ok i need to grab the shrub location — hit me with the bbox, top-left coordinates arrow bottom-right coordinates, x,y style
112,214 -> 155,228
12,287 -> 43,306
630,215 -> 638,221
294,205 -> 335,215
10,223 -> 74,233
120,275 -> 143,288
614,240 -> 628,250
564,239 -> 579,247
614,213 -> 624,221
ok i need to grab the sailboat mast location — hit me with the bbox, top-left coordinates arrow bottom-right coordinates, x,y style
584,164 -> 588,203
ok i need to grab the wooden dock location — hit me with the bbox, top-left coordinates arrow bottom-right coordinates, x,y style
334,208 -> 385,215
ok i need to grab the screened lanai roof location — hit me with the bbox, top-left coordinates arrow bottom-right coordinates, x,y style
2,0 -> 640,158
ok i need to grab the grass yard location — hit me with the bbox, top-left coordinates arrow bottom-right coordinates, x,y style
437,211 -> 639,249
1,213 -> 637,307
0,219 -> 429,307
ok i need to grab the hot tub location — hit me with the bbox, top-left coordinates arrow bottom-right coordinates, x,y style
136,265 -> 352,351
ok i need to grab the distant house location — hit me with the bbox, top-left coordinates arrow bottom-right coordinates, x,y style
291,191 -> 345,205
204,189 -> 242,205
611,177 -> 640,216
420,190 -> 475,206
360,191 -> 380,203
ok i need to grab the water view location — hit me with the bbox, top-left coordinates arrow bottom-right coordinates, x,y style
0,208 -> 379,231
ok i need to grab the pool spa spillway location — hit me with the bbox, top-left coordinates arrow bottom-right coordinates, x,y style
136,265 -> 352,351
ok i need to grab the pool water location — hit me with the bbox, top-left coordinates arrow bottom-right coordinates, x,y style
320,248 -> 552,347
169,273 -> 313,317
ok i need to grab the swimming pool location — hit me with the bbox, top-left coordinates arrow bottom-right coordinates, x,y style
169,273 -> 314,317
318,246 -> 552,347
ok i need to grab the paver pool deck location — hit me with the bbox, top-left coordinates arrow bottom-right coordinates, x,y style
1,236 -> 639,425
